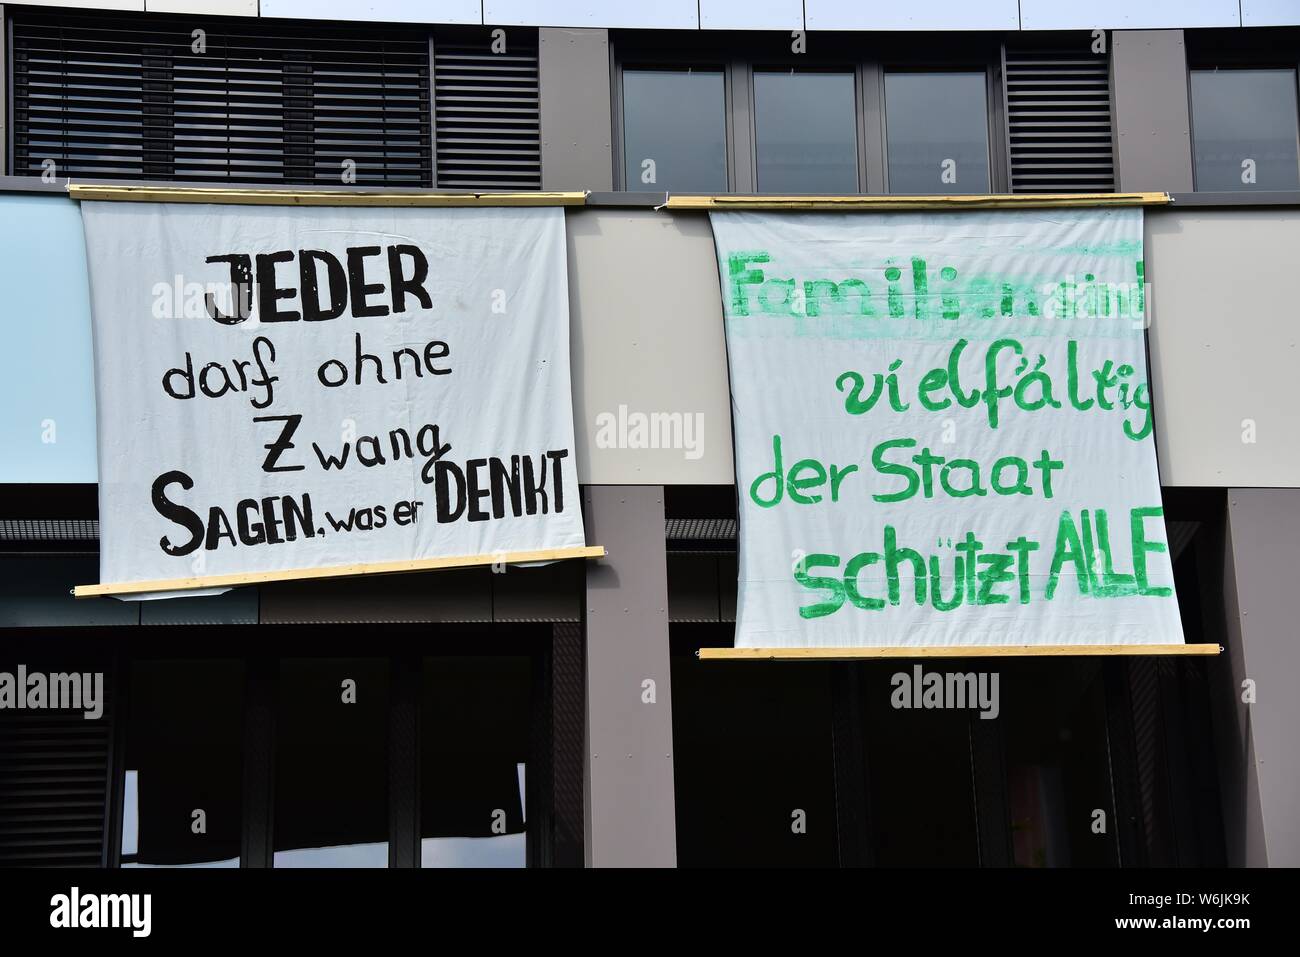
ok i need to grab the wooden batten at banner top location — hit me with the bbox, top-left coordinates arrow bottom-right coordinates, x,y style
63,185 -> 1170,210
65,184 -> 589,206
74,545 -> 607,598
666,192 -> 1172,210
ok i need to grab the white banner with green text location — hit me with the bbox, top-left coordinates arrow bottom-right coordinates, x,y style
710,208 -> 1184,648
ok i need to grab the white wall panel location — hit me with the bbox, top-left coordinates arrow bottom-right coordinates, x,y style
568,210 -> 734,485
2,1 -> 144,11
1146,209 -> 1300,488
700,0 -> 803,31
4,202 -> 1294,489
259,0 -> 482,24
1241,1 -> 1300,27
1020,0 -> 1240,30
145,0 -> 257,15
804,0 -> 1019,31
568,207 -> 1300,489
484,1 -> 698,29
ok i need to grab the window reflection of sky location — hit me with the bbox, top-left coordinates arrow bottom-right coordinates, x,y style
121,659 -> 532,868
273,843 -> 389,868
120,770 -> 239,869
422,762 -> 527,868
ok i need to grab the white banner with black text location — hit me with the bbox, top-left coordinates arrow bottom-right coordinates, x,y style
80,202 -> 586,593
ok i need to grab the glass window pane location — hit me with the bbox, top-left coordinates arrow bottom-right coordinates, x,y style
1191,69 -> 1300,190
122,660 -> 243,868
754,71 -> 859,193
671,643 -> 838,866
885,71 -> 990,194
859,663 -> 980,865
420,656 -> 531,868
273,659 -> 388,867
999,660 -> 1118,867
623,69 -> 727,191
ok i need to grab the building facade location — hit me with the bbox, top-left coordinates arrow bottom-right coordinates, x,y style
0,1 -> 1298,869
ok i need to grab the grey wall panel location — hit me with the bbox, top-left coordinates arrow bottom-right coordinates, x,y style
1242,0 -> 1300,27
1112,31 -> 1193,193
804,0 -> 1019,31
1020,1 -> 1240,30
485,1 -> 698,29
258,569 -> 493,623
539,29 -> 613,192
1223,489 -> 1300,865
1145,209 -> 1300,487
583,486 -> 676,866
1216,510 -> 1267,866
567,209 -> 734,485
700,0 -> 803,30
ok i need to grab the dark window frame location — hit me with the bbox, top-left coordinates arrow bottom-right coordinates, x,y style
748,63 -> 866,194
1187,66 -> 1300,192
103,623 -> 568,869
1185,28 -> 1300,193
612,56 -> 737,192
879,65 -> 999,195
610,31 -> 1011,194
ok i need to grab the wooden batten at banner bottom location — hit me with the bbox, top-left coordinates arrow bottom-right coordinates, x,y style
73,545 -> 607,598
665,191 -> 1172,210
700,644 -> 1222,660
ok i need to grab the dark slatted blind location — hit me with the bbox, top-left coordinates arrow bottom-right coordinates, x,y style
0,662 -> 113,867
10,10 -> 431,186
434,33 -> 542,190
1004,42 -> 1116,192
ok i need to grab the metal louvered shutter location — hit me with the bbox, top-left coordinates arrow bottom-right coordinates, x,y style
9,9 -> 431,186
434,33 -> 541,190
1003,42 -> 1116,193
0,663 -> 113,867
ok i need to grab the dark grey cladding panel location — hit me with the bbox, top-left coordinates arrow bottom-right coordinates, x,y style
0,555 -> 262,626
492,560 -> 582,622
667,553 -> 722,623
0,557 -> 579,625
718,552 -> 738,623
259,568 -> 494,624
0,555 -> 138,627
139,587 -> 259,625
258,562 -> 581,623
